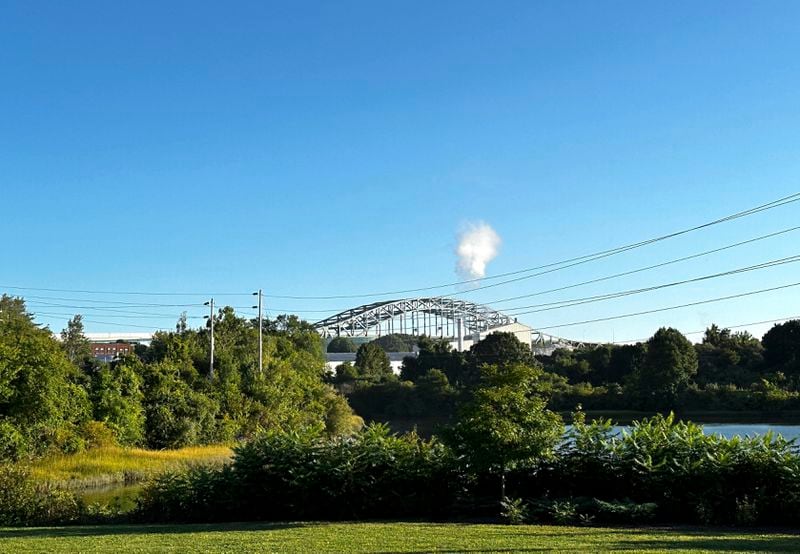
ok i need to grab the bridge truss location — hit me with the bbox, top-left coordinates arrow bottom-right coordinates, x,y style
313,297 -> 513,338
312,296 -> 589,352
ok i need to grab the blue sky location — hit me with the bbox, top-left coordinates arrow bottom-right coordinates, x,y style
2,1 -> 799,342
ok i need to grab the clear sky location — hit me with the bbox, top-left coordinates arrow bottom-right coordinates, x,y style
2,1 -> 799,343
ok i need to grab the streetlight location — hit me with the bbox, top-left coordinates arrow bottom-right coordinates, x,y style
203,299 -> 214,379
252,290 -> 263,374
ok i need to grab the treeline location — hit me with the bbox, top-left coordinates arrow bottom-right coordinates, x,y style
332,320 -> 800,423
0,295 -> 361,462
543,322 -> 800,412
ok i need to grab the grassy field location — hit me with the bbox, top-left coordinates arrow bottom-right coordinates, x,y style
1,522 -> 798,553
28,445 -> 233,489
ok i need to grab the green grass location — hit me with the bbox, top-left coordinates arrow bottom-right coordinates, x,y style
28,445 -> 233,489
1,522 -> 798,553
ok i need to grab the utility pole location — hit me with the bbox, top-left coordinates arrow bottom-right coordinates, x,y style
204,298 -> 215,379
252,289 -> 263,374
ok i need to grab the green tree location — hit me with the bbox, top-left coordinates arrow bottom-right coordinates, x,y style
762,320 -> 800,375
416,368 -> 455,409
371,334 -> 417,352
413,336 -> 468,385
444,363 -> 563,500
334,361 -> 358,383
60,315 -> 92,365
604,343 -> 646,385
469,332 -> 533,369
354,342 -> 392,381
91,357 -> 146,446
630,327 -> 697,408
176,311 -> 188,334
327,336 -> 358,353
0,296 -> 90,458
140,361 -> 221,449
547,348 -> 592,384
695,325 -> 763,386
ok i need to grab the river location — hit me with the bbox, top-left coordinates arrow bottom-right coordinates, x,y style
610,423 -> 800,441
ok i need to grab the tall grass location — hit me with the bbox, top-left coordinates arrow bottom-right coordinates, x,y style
28,445 -> 233,489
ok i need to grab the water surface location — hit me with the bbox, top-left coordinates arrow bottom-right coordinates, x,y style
609,423 -> 800,441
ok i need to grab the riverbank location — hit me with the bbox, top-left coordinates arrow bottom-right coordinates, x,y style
2,522 -> 798,553
575,410 -> 800,425
380,411 -> 800,437
28,445 -> 233,490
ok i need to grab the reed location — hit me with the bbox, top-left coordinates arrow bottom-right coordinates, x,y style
28,445 -> 233,490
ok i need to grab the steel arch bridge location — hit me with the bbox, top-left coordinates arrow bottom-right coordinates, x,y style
312,297 -> 588,352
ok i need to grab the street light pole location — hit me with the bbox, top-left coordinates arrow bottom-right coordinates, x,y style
204,298 -> 215,379
252,289 -> 263,374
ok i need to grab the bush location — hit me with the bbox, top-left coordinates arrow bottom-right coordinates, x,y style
531,412 -> 800,525
0,464 -> 81,526
590,498 -> 658,524
500,497 -> 528,525
137,424 -> 462,522
0,419 -> 28,461
80,421 -> 119,449
135,413 -> 800,527
550,500 -> 578,524
136,464 -> 238,523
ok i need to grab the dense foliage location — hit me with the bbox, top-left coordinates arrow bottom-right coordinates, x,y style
0,296 -> 90,460
326,336 -> 357,353
137,424 -> 460,522
0,295 -> 361,461
135,412 -> 800,526
443,363 -> 563,498
516,412 -> 800,525
0,464 -> 81,526
344,321 -> 800,424
5,291 -> 800,528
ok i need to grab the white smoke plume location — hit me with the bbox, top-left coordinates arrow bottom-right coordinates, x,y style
455,222 -> 501,280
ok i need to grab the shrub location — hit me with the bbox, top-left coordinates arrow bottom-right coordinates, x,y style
136,464 -> 237,523
500,497 -> 528,525
0,464 -> 81,526
135,413 -> 800,527
590,499 -> 658,524
137,424 -> 462,522
0,419 -> 28,461
533,412 -> 800,525
80,421 -> 119,449
550,500 -> 578,524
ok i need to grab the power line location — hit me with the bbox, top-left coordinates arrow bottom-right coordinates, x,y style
535,280 -> 800,331
30,311 -> 203,320
23,301 -> 204,318
612,315 -> 800,344
33,313 -> 171,330
258,191 -> 800,299
1,191 -> 798,301
258,224 -> 800,316
17,294 -> 205,307
22,251 -> 800,337
488,225 -> 800,305
505,253 -> 800,316
0,287 -> 248,297
177,223 -> 799,317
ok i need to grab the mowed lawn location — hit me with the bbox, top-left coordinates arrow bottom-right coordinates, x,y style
2,522 -> 798,553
